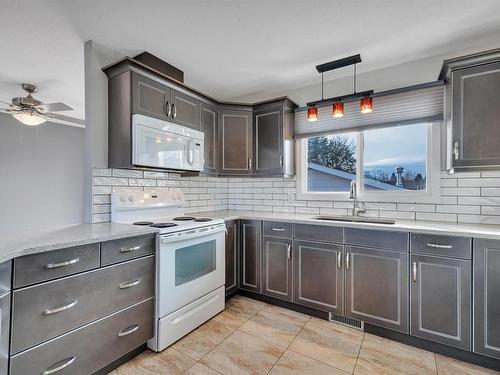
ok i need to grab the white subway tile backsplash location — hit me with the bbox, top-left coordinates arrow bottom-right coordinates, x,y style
92,167 -> 500,225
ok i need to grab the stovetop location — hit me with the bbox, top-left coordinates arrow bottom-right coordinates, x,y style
110,190 -> 223,234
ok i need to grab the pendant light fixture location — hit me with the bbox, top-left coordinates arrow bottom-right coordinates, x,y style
306,54 -> 374,121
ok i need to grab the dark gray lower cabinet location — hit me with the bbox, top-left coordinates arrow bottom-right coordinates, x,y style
410,254 -> 471,350
262,237 -> 292,301
240,220 -> 261,293
345,246 -> 408,333
293,240 -> 343,314
225,220 -> 239,295
473,238 -> 500,359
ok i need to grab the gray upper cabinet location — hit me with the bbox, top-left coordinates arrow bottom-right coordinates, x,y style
201,104 -> 218,174
473,238 -> 500,359
293,240 -> 343,315
253,99 -> 296,176
262,236 -> 293,301
171,90 -> 201,130
441,49 -> 500,171
132,72 -> 171,121
219,107 -> 253,175
239,220 -> 261,292
410,254 -> 471,350
345,246 -> 408,333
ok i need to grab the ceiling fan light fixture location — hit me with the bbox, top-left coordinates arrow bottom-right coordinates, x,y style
332,101 -> 344,118
307,106 -> 318,122
13,111 -> 47,126
360,95 -> 373,114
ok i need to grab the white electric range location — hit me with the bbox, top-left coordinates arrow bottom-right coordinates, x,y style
111,190 -> 226,352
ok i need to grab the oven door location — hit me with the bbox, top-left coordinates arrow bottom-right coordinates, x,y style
132,114 -> 204,171
158,224 -> 225,317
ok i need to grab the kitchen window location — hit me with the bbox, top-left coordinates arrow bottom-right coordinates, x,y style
297,122 -> 441,203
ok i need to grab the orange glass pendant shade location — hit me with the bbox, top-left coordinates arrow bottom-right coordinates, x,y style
332,101 -> 344,118
307,106 -> 318,122
360,96 -> 373,113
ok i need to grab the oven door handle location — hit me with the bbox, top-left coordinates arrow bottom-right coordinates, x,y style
161,225 -> 225,244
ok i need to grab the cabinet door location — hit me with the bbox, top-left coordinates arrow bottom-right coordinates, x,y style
253,108 -> 283,175
473,238 -> 500,359
225,220 -> 239,295
262,237 -> 292,301
293,240 -> 343,314
345,246 -> 408,333
171,90 -> 201,130
452,61 -> 500,169
219,110 -> 253,175
410,254 -> 471,350
239,220 -> 261,292
201,104 -> 218,174
132,73 -> 170,121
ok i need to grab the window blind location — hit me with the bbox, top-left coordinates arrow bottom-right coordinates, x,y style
294,82 -> 444,138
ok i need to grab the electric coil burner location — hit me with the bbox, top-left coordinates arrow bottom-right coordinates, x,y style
133,221 -> 154,226
194,218 -> 212,222
173,216 -> 196,221
150,223 -> 177,228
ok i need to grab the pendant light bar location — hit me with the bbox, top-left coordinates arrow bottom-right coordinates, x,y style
316,54 -> 362,73
306,89 -> 373,108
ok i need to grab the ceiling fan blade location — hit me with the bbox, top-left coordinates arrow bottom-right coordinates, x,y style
37,111 -> 85,127
36,102 -> 73,112
0,100 -> 19,109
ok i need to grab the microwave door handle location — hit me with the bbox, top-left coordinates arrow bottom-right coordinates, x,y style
186,139 -> 194,165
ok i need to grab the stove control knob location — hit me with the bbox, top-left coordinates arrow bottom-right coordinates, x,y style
120,196 -> 126,202
176,192 -> 183,201
128,195 -> 134,202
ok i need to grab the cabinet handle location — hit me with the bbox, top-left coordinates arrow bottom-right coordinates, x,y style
166,101 -> 171,117
172,103 -> 177,119
453,141 -> 459,160
426,243 -> 453,249
412,262 -> 418,282
119,278 -> 142,289
120,245 -> 141,253
43,300 -> 78,315
287,244 -> 291,260
45,257 -> 79,269
225,228 -> 228,235
42,356 -> 76,375
279,155 -> 283,167
248,158 -> 252,170
346,252 -> 350,270
337,252 -> 342,269
118,324 -> 140,337
271,227 -> 285,232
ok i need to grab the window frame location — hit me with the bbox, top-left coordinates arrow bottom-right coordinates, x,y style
296,122 -> 441,203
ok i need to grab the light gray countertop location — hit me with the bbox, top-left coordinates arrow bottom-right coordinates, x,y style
0,223 -> 159,263
209,210 -> 500,240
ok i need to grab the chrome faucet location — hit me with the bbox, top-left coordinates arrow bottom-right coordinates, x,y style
349,180 -> 366,216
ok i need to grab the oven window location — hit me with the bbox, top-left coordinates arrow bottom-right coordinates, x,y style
175,240 -> 216,286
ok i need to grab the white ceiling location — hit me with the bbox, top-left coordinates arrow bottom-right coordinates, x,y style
2,0 -> 500,119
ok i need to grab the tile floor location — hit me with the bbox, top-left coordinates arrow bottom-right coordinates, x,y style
109,295 -> 499,375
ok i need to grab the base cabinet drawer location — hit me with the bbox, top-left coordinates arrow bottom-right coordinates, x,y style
14,244 -> 100,288
101,235 -> 155,266
410,254 -> 471,350
11,256 -> 154,354
10,298 -> 154,375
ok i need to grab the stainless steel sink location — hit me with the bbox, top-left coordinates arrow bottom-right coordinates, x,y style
312,215 -> 396,225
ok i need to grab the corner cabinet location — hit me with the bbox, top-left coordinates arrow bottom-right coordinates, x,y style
473,238 -> 500,359
253,99 -> 296,176
441,49 -> 500,171
218,106 -> 253,175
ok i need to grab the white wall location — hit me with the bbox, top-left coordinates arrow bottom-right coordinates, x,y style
0,114 -> 85,231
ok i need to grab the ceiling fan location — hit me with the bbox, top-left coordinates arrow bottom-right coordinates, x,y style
0,83 -> 73,126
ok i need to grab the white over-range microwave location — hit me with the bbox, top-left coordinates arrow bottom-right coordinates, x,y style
132,114 -> 204,172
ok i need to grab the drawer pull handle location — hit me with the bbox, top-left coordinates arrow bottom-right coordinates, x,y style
120,245 -> 141,253
119,278 -> 142,289
45,257 -> 79,269
43,300 -> 78,315
42,356 -> 76,375
287,244 -> 291,260
271,228 -> 285,232
337,252 -> 342,269
412,262 -> 418,282
346,252 -> 350,271
426,243 -> 453,249
118,324 -> 140,337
